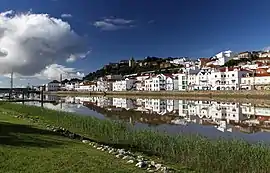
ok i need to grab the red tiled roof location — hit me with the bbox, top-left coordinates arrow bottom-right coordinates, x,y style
257,57 -> 270,61
199,58 -> 211,62
164,74 -> 174,78
255,73 -> 270,77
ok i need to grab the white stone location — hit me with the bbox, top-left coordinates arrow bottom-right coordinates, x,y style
127,160 -> 134,164
82,140 -> 89,144
97,147 -> 102,150
155,164 -> 162,170
118,149 -> 125,155
150,161 -> 155,166
122,156 -> 129,160
116,154 -> 123,158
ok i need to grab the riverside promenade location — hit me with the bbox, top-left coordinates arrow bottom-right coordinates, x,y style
46,90 -> 270,99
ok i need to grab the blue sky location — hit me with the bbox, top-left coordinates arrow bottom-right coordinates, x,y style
0,0 -> 270,86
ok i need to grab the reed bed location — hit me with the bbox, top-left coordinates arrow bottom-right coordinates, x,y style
1,102 -> 270,173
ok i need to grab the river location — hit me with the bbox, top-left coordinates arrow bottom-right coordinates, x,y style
22,95 -> 270,143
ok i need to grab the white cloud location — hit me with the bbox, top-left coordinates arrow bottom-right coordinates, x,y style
94,17 -> 134,31
0,10 -> 13,17
66,50 -> 90,63
148,20 -> 155,24
61,13 -> 72,18
263,46 -> 270,52
34,64 -> 85,80
0,10 -> 89,76
104,18 -> 133,24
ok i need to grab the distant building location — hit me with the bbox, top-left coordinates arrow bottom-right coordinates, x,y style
129,57 -> 136,67
236,51 -> 251,59
211,50 -> 234,66
112,78 -> 136,91
45,80 -> 61,91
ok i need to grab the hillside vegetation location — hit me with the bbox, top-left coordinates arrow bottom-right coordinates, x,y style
83,57 -> 184,81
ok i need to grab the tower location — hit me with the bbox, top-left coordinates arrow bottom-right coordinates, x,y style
129,57 -> 135,67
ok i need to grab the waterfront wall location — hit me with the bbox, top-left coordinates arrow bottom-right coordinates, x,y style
45,90 -> 270,99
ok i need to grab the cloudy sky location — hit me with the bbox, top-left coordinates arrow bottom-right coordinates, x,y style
0,0 -> 270,87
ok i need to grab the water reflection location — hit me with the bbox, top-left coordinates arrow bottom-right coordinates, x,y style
23,95 -> 270,142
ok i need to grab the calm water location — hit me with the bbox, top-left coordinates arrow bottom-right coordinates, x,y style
24,95 -> 270,143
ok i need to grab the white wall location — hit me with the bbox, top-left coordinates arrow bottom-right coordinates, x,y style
45,83 -> 61,91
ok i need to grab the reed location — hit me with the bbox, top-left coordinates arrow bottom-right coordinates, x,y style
1,102 -> 270,173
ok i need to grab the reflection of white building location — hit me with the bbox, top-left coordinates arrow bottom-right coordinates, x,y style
112,98 -> 135,110
178,100 -> 251,132
144,99 -> 167,115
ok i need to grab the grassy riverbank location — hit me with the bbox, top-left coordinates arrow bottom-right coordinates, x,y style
1,103 -> 270,173
0,111 -> 144,173
47,90 -> 270,100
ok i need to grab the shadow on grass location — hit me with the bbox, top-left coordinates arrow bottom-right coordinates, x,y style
0,122 -> 63,148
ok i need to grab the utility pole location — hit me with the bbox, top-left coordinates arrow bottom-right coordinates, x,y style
60,74 -> 62,83
9,71 -> 13,100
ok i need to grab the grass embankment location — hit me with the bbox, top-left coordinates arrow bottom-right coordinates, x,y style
48,90 -> 270,100
1,102 -> 270,173
0,110 -> 144,173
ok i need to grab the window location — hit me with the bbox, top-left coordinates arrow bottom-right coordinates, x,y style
215,75 -> 217,77
232,74 -> 235,77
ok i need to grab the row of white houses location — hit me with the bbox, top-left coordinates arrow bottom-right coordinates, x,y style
45,66 -> 270,92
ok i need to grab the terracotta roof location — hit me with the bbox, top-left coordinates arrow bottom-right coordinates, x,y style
218,67 -> 234,72
164,74 -> 174,78
255,73 -> 270,77
238,51 -> 250,54
257,57 -> 270,61
206,64 -> 220,68
199,58 -> 211,62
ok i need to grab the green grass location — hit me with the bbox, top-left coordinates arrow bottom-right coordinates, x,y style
1,102 -> 270,173
0,113 -> 145,173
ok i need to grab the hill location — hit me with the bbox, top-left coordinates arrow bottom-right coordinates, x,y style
83,56 -> 184,81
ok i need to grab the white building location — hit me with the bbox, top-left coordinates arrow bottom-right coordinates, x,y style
112,78 -> 136,91
241,74 -> 270,90
211,50 -> 234,66
63,83 -> 76,91
169,58 -> 186,65
144,74 -> 166,91
177,73 -> 188,91
210,67 -> 249,90
176,67 -> 250,91
45,80 -> 61,91
166,75 -> 178,91
135,75 -> 150,91
96,80 -> 112,92
194,68 -> 212,90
